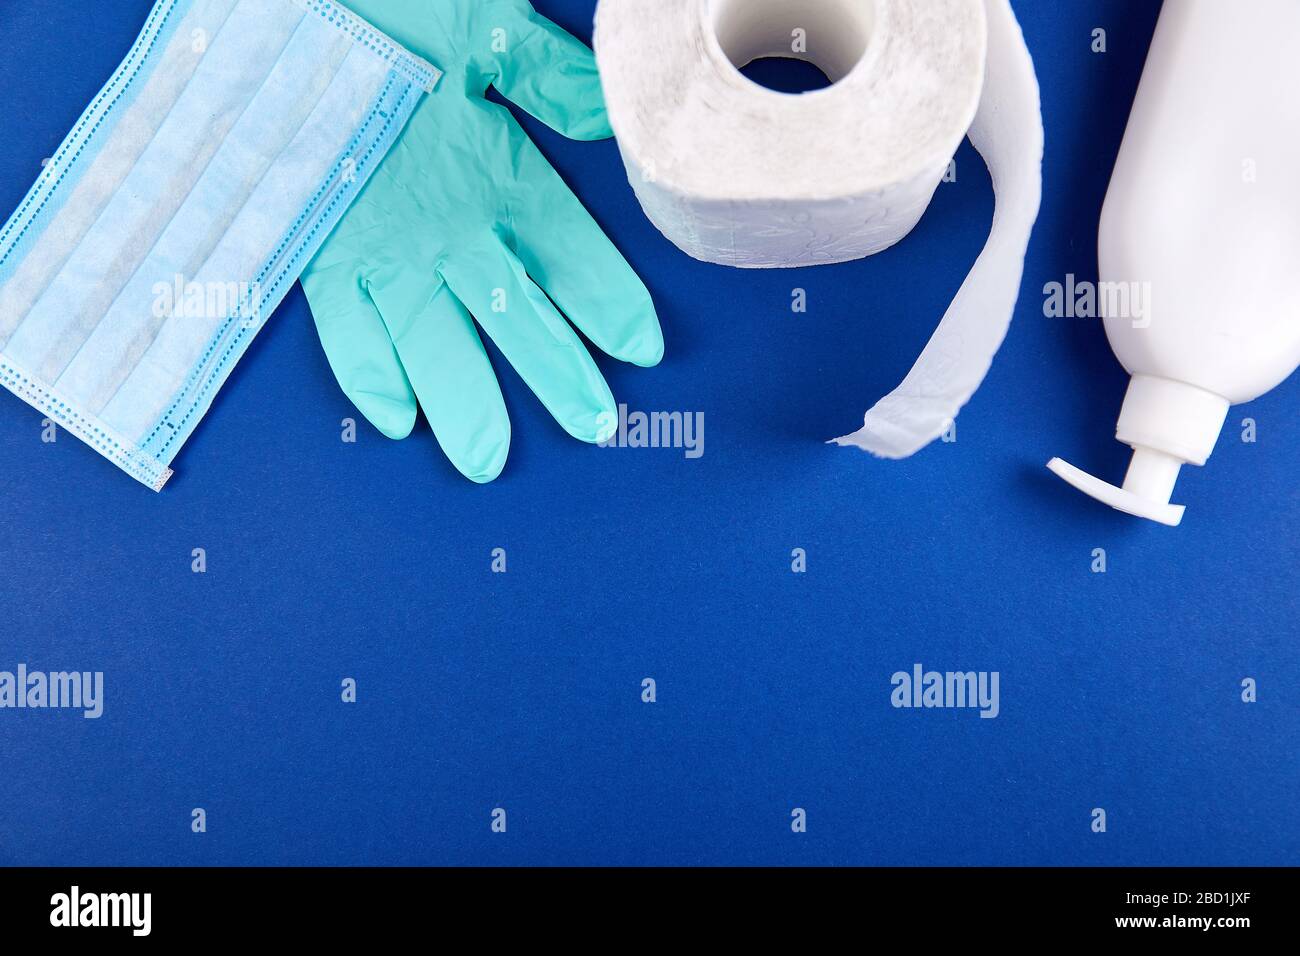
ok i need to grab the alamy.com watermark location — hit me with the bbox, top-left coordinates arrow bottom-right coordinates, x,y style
50,886 -> 150,936
598,404 -> 704,459
0,664 -> 103,718
1043,273 -> 1151,328
891,663 -> 999,718
152,273 -> 263,327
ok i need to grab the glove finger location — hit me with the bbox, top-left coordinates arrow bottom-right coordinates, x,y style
444,238 -> 617,445
487,4 -> 612,141
508,143 -> 663,369
370,278 -> 511,484
301,254 -> 417,441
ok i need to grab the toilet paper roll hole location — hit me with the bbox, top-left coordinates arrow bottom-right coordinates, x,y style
708,0 -> 876,88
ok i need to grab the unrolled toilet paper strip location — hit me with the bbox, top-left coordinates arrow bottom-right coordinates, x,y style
595,0 -> 1044,459
834,0 -> 1043,457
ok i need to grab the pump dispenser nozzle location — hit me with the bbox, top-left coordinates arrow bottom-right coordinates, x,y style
1049,375 -> 1229,528
1048,452 -> 1186,527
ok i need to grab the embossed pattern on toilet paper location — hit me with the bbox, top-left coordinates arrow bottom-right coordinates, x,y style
596,0 -> 987,269
836,0 -> 1043,457
595,0 -> 1044,459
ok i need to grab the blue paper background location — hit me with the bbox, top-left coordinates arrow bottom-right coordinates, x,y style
0,0 -> 1295,866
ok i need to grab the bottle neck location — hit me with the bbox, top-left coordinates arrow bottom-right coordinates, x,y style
1116,374 -> 1230,466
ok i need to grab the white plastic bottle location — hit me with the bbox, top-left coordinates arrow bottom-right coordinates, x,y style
1049,0 -> 1300,526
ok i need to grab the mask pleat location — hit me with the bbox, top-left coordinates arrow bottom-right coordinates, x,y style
0,0 -> 241,347
0,0 -> 442,488
2,0 -> 304,385
99,45 -> 393,442
55,12 -> 360,418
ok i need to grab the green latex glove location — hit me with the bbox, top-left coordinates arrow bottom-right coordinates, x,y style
302,0 -> 663,482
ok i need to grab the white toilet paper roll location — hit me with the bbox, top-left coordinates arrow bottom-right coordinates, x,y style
594,0 -> 1043,458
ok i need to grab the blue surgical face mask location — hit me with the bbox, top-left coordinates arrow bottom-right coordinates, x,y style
0,0 -> 440,490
